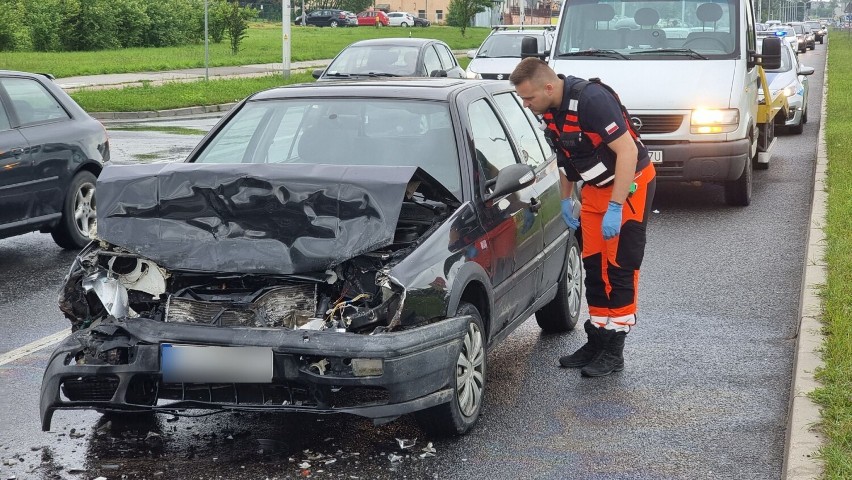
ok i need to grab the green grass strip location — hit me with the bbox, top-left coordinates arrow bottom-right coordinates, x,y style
0,24 -> 488,78
811,31 -> 852,478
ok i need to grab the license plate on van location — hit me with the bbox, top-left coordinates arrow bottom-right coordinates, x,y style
649,150 -> 663,163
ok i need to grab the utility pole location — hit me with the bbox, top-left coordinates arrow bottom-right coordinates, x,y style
204,0 -> 209,81
283,0 -> 291,78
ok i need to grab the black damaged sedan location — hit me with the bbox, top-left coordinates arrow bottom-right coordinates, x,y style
40,79 -> 582,436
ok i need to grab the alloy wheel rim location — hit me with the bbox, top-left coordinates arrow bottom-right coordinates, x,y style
74,182 -> 96,238
566,244 -> 583,318
456,321 -> 484,417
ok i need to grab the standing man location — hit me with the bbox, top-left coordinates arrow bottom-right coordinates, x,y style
509,58 -> 656,377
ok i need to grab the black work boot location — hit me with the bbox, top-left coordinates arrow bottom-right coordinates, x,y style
580,329 -> 626,377
559,320 -> 602,368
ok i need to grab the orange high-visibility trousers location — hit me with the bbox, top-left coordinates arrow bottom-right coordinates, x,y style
579,163 -> 656,323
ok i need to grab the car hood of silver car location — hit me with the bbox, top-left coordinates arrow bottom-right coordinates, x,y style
95,163 -> 457,275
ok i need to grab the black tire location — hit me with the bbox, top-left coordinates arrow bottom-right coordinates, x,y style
789,117 -> 804,134
329,20 -> 338,27
415,302 -> 486,437
803,106 -> 808,124
51,171 -> 97,249
401,22 -> 409,27
820,38 -> 824,44
535,233 -> 582,332
724,160 -> 752,206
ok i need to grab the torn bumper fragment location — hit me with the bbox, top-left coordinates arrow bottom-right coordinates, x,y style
39,315 -> 469,431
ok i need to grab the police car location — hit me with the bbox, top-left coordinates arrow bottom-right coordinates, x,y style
465,25 -> 555,80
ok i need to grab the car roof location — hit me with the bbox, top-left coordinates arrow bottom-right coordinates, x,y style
346,38 -> 440,47
251,78 -> 497,102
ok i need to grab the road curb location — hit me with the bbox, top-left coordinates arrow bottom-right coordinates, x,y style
92,102 -> 238,121
781,41 -> 829,480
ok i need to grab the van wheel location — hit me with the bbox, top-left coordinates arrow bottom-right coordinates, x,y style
724,160 -> 752,206
535,233 -> 582,332
51,171 -> 96,249
415,302 -> 486,436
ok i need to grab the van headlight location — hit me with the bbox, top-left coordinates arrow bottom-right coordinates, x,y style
690,108 -> 739,134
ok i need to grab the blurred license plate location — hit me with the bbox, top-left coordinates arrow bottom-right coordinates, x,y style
649,150 -> 663,163
161,344 -> 273,383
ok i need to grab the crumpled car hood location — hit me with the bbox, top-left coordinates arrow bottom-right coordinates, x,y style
96,163 -> 454,275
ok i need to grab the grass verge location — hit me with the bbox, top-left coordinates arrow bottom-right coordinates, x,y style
810,32 -> 852,478
71,57 -> 472,113
0,23 -> 488,78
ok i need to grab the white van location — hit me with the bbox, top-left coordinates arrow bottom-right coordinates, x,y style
542,0 -> 783,205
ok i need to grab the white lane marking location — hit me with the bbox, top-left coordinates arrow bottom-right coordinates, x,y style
0,329 -> 70,367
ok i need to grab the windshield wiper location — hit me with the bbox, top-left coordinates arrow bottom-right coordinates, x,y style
629,48 -> 708,59
323,72 -> 352,77
364,72 -> 402,77
557,49 -> 628,59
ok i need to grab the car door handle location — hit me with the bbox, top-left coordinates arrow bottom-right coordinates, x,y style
9,147 -> 24,157
529,197 -> 542,213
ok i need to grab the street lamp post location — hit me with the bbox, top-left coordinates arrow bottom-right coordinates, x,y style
283,0 -> 291,78
204,0 -> 209,81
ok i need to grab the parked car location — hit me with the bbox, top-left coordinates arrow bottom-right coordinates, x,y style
313,38 -> 465,80
758,38 -> 814,134
413,16 -> 431,27
357,10 -> 389,26
804,20 -> 826,44
465,26 -> 556,80
305,9 -> 355,27
39,78 -> 583,437
788,22 -> 814,51
387,11 -> 416,27
0,70 -> 109,249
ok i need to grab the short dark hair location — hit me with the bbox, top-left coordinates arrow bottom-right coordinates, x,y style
509,58 -> 556,86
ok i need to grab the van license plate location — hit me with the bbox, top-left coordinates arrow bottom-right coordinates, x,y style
649,150 -> 663,163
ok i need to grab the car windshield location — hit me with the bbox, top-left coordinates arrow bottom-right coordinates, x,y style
791,24 -> 805,34
478,33 -> 545,57
805,21 -> 820,29
325,45 -> 421,76
194,99 -> 462,197
554,0 -> 738,57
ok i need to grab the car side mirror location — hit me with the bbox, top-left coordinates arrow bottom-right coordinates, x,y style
467,49 -> 477,59
429,69 -> 448,77
798,65 -> 815,75
483,163 -> 535,202
520,36 -> 545,59
754,37 -> 782,70
312,68 -> 324,79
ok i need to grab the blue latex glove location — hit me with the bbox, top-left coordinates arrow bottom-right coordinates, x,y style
560,198 -> 580,231
602,201 -> 623,240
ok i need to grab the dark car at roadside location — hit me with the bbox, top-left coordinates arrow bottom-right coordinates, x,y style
304,9 -> 356,27
413,16 -> 431,27
0,70 -> 109,249
804,20 -> 826,44
39,79 -> 583,437
313,38 -> 465,80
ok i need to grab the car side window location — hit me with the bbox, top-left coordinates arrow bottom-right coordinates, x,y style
511,92 -> 554,163
0,77 -> 70,126
493,93 -> 547,168
468,98 -> 517,183
423,46 -> 443,75
0,100 -> 10,131
436,44 -> 456,70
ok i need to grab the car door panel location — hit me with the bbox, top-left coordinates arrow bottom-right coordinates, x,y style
0,128 -> 33,226
463,93 -> 543,331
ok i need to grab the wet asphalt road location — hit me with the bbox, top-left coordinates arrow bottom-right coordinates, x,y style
0,45 -> 825,479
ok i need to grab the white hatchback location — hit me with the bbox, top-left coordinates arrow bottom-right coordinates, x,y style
387,11 -> 416,27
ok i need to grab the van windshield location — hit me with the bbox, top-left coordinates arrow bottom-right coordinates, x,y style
554,0 -> 739,59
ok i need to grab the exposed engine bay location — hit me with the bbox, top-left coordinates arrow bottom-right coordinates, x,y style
60,193 -> 450,335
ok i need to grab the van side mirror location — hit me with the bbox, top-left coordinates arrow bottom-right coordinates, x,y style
520,36 -> 545,59
484,163 -> 536,202
754,37 -> 782,70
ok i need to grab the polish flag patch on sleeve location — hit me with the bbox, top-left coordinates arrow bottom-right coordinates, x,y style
605,122 -> 619,135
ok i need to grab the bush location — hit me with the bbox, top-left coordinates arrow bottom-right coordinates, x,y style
60,0 -> 121,51
114,0 -> 151,48
27,0 -> 62,52
0,0 -> 25,51
225,1 -> 254,54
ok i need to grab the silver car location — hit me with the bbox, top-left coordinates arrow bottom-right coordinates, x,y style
465,26 -> 555,80
758,38 -> 814,134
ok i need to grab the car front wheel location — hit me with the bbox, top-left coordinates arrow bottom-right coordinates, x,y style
401,22 -> 409,27
51,170 -> 96,249
415,302 -> 486,436
535,233 -> 582,332
329,20 -> 338,27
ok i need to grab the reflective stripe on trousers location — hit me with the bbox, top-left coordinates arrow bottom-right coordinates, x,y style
580,163 -> 656,321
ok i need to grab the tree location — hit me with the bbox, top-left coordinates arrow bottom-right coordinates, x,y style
225,0 -> 253,54
447,0 -> 491,36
